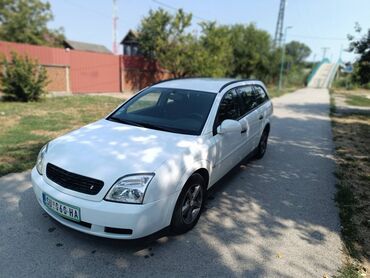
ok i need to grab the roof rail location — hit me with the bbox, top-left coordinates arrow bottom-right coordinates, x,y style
150,76 -> 210,86
218,79 -> 255,92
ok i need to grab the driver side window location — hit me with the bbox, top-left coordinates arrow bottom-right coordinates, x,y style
215,89 -> 241,128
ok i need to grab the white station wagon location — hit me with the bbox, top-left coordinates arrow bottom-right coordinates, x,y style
32,78 -> 273,239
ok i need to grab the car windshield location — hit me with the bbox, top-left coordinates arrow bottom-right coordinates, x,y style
107,87 -> 216,135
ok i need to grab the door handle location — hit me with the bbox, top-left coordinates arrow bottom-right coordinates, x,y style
259,115 -> 264,120
241,129 -> 247,134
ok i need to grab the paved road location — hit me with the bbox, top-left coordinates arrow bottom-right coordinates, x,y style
0,88 -> 342,277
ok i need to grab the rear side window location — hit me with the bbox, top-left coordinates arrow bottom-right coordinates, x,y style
215,89 -> 240,127
236,85 -> 256,115
253,86 -> 269,105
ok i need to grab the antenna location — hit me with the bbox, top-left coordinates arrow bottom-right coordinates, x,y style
273,0 -> 287,48
112,0 -> 118,55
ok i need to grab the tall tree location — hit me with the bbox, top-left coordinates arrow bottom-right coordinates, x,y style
283,41 -> 311,86
228,24 -> 273,79
348,23 -> 370,85
137,8 -> 311,85
285,41 -> 311,65
197,22 -> 232,77
0,0 -> 64,47
137,8 -> 200,77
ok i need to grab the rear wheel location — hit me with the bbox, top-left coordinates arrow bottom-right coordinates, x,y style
171,173 -> 205,234
255,129 -> 269,159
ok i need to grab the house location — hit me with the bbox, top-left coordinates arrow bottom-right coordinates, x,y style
63,39 -> 112,54
120,30 -> 141,56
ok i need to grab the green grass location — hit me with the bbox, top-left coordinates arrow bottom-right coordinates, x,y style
268,86 -> 299,98
346,95 -> 370,107
334,261 -> 365,278
335,180 -> 359,257
332,114 -> 370,260
331,92 -> 370,274
0,96 -> 123,177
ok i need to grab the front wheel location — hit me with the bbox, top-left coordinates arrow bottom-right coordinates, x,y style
171,173 -> 206,234
255,129 -> 269,159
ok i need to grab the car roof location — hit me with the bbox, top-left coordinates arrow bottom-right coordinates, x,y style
151,78 -> 258,93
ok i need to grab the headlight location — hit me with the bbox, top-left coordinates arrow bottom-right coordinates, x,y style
36,143 -> 48,175
105,174 -> 154,204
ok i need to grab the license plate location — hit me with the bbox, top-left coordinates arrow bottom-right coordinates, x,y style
42,193 -> 81,222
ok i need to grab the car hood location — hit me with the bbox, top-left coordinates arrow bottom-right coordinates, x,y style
45,119 -> 198,201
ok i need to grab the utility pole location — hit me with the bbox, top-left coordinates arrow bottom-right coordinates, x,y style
278,26 -> 292,92
339,45 -> 343,62
274,0 -> 287,48
112,0 -> 118,55
321,47 -> 329,61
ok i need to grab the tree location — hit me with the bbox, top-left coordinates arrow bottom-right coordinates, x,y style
228,24 -> 273,80
137,8 -> 311,86
348,23 -> 370,85
285,41 -> 311,65
136,8 -> 172,58
0,0 -> 65,47
137,8 -> 199,77
0,52 -> 49,102
198,22 -> 232,77
283,41 -> 311,86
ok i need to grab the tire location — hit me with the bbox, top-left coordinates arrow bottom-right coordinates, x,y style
255,128 -> 269,159
171,173 -> 206,234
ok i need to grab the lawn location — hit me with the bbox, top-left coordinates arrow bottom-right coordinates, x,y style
268,86 -> 299,98
331,93 -> 370,276
346,95 -> 370,107
0,96 -> 123,177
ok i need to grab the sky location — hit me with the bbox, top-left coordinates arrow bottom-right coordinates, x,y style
47,0 -> 370,63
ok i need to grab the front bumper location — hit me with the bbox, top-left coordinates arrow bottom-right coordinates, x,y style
31,168 -> 178,239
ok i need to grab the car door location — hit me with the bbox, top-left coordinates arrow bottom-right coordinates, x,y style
253,85 -> 270,146
211,89 -> 244,181
236,85 -> 261,155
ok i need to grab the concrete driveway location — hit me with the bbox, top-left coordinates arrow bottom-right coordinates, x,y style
0,88 -> 342,277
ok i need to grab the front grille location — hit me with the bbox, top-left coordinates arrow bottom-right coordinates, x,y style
46,163 -> 104,195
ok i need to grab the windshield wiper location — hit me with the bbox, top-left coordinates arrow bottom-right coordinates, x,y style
136,122 -> 175,133
108,116 -> 146,128
108,116 -> 177,133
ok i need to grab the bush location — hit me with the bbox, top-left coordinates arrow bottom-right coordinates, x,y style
363,82 -> 370,90
0,52 -> 49,102
333,75 -> 358,90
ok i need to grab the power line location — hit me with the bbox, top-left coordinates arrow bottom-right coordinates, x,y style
289,34 -> 347,41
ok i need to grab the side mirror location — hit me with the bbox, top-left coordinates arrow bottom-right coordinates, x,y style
217,119 -> 242,134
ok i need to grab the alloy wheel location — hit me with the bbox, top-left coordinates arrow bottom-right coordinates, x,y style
181,184 -> 203,225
